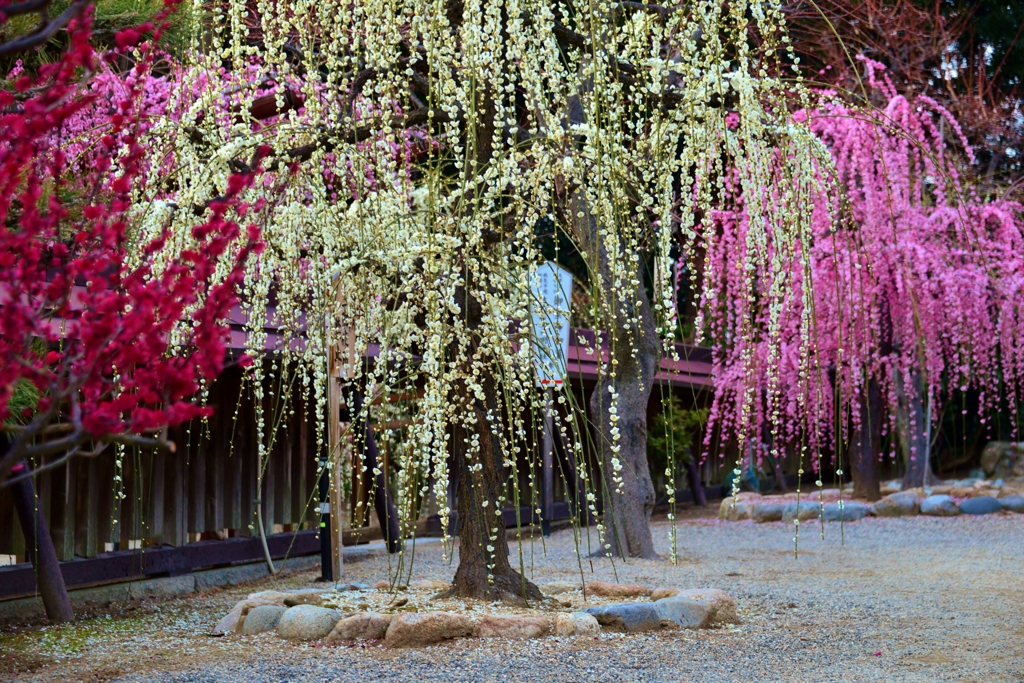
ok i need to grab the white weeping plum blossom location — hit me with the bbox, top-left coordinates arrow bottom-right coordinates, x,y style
136,0 -> 833,596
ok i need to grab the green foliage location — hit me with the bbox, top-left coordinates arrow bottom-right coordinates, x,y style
3,339 -> 45,427
0,0 -> 196,75
5,378 -> 40,428
647,395 -> 708,475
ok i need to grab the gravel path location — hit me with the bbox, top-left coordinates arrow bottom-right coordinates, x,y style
4,512 -> 1023,683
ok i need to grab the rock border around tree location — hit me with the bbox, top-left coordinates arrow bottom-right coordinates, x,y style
718,478 -> 1024,523
215,582 -> 740,648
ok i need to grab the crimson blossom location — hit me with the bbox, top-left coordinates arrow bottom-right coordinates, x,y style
698,57 -> 1024,497
0,0 -> 264,484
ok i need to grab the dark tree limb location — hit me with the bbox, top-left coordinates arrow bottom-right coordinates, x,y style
0,0 -> 89,58
3,435 -> 73,623
1,0 -> 53,18
851,375 -> 882,501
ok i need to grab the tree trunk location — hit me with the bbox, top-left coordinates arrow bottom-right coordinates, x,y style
895,368 -> 937,489
569,190 -> 660,560
351,392 -> 401,553
851,376 -> 882,501
761,416 -> 788,493
4,442 -> 73,622
683,452 -> 707,507
445,372 -> 544,604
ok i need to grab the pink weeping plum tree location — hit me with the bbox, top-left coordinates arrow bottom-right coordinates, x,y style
698,56 -> 1024,499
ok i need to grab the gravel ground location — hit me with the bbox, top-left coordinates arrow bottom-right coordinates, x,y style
3,511 -> 1023,683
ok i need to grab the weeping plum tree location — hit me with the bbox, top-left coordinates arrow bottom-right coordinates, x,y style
704,58 -> 1024,500
135,0 -> 831,599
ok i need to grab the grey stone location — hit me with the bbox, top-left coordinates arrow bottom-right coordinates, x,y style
654,597 -> 712,628
920,494 -> 960,517
959,496 -> 1002,516
283,588 -> 329,607
752,503 -> 785,523
277,604 -> 343,641
670,588 -> 740,625
583,602 -> 662,632
344,582 -> 372,591
822,501 -> 871,522
474,615 -> 550,639
872,491 -> 921,517
0,596 -> 45,624
242,605 -> 287,634
781,502 -> 819,523
0,576 -> 187,625
718,499 -> 753,521
276,555 -> 320,575
999,494 -> 1024,513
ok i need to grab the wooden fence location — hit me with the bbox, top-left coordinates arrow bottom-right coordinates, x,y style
0,366 -> 320,565
0,335 -> 722,599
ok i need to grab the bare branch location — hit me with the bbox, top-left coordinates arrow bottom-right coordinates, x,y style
0,0 -> 90,58
1,0 -> 52,18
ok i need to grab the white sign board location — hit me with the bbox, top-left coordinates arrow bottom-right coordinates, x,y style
530,262 -> 573,386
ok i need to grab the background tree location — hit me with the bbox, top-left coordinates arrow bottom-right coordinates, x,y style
787,0 -> 1024,195
703,62 -> 1024,499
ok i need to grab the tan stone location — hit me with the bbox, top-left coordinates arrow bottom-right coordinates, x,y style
374,580 -> 392,590
671,588 -> 740,625
650,588 -> 681,601
719,498 -> 754,521
385,612 -> 476,648
283,593 -> 324,607
474,615 -> 550,639
409,579 -> 450,591
930,485 -> 953,495
587,580 -> 652,598
552,612 -> 600,637
872,491 -> 920,517
325,612 -> 394,643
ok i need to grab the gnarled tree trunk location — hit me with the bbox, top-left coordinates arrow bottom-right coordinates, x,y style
446,374 -> 544,604
441,281 -> 543,603
568,189 -> 660,560
3,436 -> 72,622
